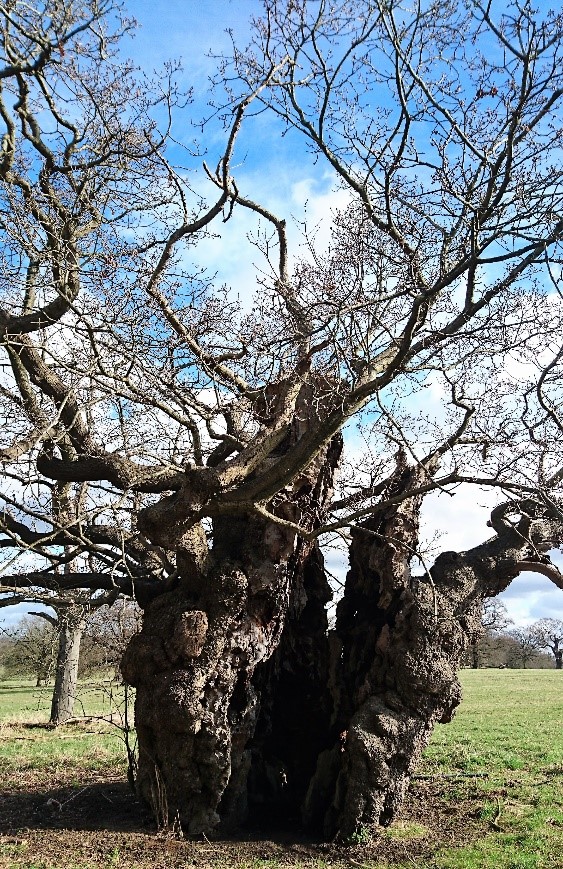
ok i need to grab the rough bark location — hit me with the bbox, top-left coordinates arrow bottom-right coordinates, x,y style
49,605 -> 86,726
121,522 -> 335,835
121,388 -> 343,836
301,460 -> 473,837
121,436 -> 563,839
302,480 -> 561,839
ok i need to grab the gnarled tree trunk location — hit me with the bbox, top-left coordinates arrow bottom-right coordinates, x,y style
121,391 -> 343,836
302,490 -> 562,839
303,473 -> 476,837
121,442 -> 562,839
121,522 -> 327,834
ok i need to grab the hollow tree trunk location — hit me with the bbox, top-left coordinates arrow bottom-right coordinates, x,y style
121,394 -> 343,836
50,605 -> 86,726
121,522 -> 337,835
296,460 -> 472,837
122,450 -> 479,839
244,539 -> 337,827
122,419 -> 559,839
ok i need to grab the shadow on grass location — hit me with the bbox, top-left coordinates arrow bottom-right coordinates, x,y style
0,777 -> 492,869
0,779 -> 153,835
0,684 -> 49,694
0,780 -> 312,843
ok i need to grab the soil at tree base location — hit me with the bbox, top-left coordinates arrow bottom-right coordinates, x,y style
0,768 -> 485,868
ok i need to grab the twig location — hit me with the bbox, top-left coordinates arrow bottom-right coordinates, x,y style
60,786 -> 89,809
489,795 -> 504,832
412,772 -> 489,780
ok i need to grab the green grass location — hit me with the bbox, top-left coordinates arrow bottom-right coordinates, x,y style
415,669 -> 563,869
1,670 -> 563,868
0,678 -> 125,721
0,679 -> 131,788
424,670 -> 563,773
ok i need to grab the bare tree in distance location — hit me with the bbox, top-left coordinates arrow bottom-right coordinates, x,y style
530,618 -> 563,669
82,599 -> 142,676
1,0 -> 563,840
1,480 -> 128,725
507,626 -> 545,669
1,588 -> 131,723
483,600 -> 513,636
0,616 -> 58,686
32,595 -> 124,725
468,598 -> 513,669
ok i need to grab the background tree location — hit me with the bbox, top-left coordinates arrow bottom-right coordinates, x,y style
506,626 -> 545,669
0,633 -> 11,679
1,580 -> 126,725
0,599 -> 140,685
0,617 -> 58,686
1,0 -> 563,841
529,618 -> 563,669
467,599 -> 513,669
81,599 -> 142,676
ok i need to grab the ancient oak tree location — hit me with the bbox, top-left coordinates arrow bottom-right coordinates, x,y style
1,0 -> 563,839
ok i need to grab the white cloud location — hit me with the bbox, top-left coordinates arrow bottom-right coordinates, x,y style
420,486 -> 499,555
184,168 -> 350,310
322,483 -> 563,628
421,487 -> 563,625
499,575 -> 563,626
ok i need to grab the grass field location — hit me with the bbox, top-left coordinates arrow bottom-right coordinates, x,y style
0,670 -> 562,869
416,670 -> 563,869
0,679 -> 130,790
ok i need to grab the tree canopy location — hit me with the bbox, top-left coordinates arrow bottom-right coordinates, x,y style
0,0 -> 563,599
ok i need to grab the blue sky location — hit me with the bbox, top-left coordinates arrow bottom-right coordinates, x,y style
2,0 -> 562,629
